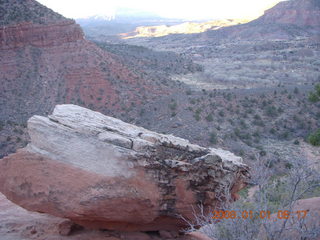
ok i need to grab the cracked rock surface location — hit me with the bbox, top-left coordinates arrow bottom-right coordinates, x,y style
0,104 -> 249,231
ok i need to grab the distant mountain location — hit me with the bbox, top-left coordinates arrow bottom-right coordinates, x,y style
76,8 -> 184,36
204,0 -> 320,40
77,8 -> 163,24
117,0 -> 319,43
120,19 -> 250,39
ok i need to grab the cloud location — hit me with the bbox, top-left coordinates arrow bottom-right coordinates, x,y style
37,0 -> 284,19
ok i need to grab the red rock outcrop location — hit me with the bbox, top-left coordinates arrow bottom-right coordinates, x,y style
0,20 -> 84,50
0,104 -> 250,232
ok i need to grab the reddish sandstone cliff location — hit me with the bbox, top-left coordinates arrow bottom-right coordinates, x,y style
0,20 -> 84,49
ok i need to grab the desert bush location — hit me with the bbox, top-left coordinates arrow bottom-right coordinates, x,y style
265,106 -> 278,117
209,132 -> 217,144
293,139 -> 300,145
186,90 -> 193,95
308,84 -> 320,102
308,92 -> 319,102
194,113 -> 201,121
307,84 -> 320,145
168,101 -> 177,111
308,129 -> 320,146
205,114 -> 214,122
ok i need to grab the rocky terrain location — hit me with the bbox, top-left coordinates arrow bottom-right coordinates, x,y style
0,104 -> 249,239
0,0 -> 319,239
169,38 -> 319,90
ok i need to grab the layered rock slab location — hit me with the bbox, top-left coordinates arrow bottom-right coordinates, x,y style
0,104 -> 249,231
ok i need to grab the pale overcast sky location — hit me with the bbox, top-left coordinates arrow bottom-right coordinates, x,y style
37,0 -> 285,20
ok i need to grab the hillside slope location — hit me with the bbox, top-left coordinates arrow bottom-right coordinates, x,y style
0,0 -> 183,123
0,0 -> 65,26
204,0 -> 320,40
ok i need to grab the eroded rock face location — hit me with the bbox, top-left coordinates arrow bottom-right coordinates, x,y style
0,104 -> 249,231
0,20 -> 84,50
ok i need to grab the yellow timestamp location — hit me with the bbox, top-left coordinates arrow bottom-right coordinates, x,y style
212,210 -> 309,220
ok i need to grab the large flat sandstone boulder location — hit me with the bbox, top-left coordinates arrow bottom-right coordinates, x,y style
0,104 -> 249,231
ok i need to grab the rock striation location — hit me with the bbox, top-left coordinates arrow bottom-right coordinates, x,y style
0,20 -> 84,50
0,104 -> 249,232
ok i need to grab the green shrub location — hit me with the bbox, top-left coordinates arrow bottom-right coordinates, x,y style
218,110 -> 225,117
194,113 -> 201,121
209,132 -> 217,144
264,106 -> 278,117
309,92 -> 320,103
308,84 -> 320,102
308,129 -> 320,146
205,114 -> 213,122
169,101 -> 177,111
259,150 -> 267,156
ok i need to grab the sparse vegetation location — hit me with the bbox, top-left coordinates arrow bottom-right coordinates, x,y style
307,84 -> 320,146
184,157 -> 320,240
0,0 -> 65,26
